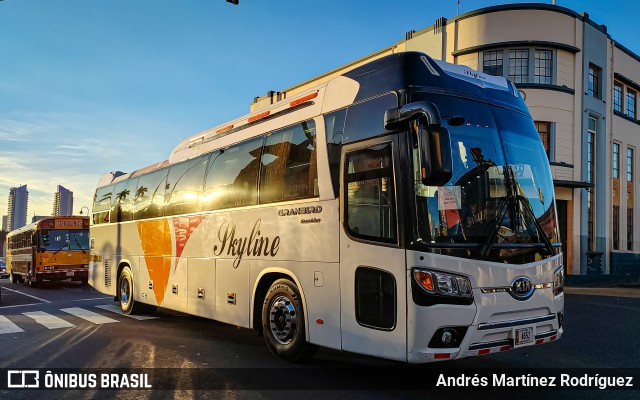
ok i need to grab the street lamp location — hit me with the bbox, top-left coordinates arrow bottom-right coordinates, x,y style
79,206 -> 89,216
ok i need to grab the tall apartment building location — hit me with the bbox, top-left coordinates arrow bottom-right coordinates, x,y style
7,184 -> 28,231
251,3 -> 640,277
53,185 -> 74,216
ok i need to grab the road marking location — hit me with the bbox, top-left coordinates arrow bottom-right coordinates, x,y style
0,302 -> 47,309
23,311 -> 75,329
60,307 -> 119,325
71,297 -> 113,302
1,286 -> 51,303
0,315 -> 24,334
95,305 -> 158,320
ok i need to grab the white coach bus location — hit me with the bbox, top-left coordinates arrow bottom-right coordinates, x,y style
89,52 -> 564,363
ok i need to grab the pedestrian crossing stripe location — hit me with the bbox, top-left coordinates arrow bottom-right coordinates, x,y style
95,305 -> 158,320
23,311 -> 75,329
61,307 -> 120,324
0,315 -> 24,334
0,305 -> 158,334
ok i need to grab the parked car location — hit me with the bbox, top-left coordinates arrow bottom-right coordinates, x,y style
0,261 -> 8,279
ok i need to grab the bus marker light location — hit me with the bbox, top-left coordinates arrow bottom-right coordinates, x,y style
434,353 -> 450,359
289,92 -> 318,107
316,319 -> 324,325
248,110 -> 270,123
189,134 -> 206,144
550,335 -> 557,341
478,349 -> 491,355
500,345 -> 510,352
535,339 -> 544,345
215,124 -> 234,134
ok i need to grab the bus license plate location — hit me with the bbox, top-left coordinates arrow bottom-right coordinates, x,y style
514,326 -> 534,347
66,272 -> 74,277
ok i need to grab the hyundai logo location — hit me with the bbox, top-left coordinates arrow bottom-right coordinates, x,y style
509,277 -> 534,301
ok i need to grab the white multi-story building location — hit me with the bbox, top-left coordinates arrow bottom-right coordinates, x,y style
251,3 -> 640,278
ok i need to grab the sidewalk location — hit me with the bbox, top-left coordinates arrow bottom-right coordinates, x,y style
564,285 -> 640,298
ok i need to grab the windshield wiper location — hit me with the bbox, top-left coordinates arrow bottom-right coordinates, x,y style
513,193 -> 555,256
53,242 -> 70,255
74,237 -> 87,254
480,167 -> 555,258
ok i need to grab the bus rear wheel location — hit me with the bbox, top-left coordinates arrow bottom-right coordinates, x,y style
118,266 -> 147,315
261,278 -> 317,362
28,276 -> 41,288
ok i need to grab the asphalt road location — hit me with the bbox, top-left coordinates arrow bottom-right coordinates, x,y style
0,278 -> 638,399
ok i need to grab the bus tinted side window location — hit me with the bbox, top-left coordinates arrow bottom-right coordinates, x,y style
343,93 -> 397,144
324,109 -> 346,198
111,178 -> 139,222
165,155 -> 209,216
134,168 -> 168,220
203,137 -> 263,211
93,185 -> 114,225
344,142 -> 397,243
260,120 -> 318,204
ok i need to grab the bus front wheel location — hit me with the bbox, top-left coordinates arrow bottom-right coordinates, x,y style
261,278 -> 317,362
118,266 -> 146,315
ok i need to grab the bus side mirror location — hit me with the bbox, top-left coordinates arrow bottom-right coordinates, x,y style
384,101 -> 452,185
425,126 -> 452,185
417,125 -> 452,186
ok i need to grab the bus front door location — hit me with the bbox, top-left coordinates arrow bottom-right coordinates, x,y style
339,137 -> 408,361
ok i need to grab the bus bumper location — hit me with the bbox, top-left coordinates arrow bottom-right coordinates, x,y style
406,254 -> 565,363
36,269 -> 89,281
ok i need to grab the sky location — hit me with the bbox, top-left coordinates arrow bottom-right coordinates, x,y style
0,0 -> 637,219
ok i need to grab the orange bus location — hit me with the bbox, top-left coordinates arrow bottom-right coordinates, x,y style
6,216 -> 90,287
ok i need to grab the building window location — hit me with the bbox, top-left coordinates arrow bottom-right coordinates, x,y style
614,82 -> 623,113
613,143 -> 620,179
613,142 -> 621,250
481,47 -> 555,85
587,117 -> 596,252
509,49 -> 529,83
627,147 -> 634,183
588,64 -> 601,99
482,50 -> 503,77
534,121 -> 551,159
534,50 -> 552,84
626,89 -> 636,119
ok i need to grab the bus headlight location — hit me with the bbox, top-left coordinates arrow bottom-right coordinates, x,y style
553,267 -> 565,296
413,269 -> 473,298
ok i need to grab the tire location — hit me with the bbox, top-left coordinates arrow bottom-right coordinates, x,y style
118,266 -> 146,315
261,278 -> 317,362
28,276 -> 41,288
10,272 -> 19,284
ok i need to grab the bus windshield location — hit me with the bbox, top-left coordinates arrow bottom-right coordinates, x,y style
413,94 -> 559,263
40,230 -> 90,251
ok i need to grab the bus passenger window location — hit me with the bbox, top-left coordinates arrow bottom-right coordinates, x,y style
260,120 -> 318,204
92,185 -> 114,225
203,136 -> 263,211
344,142 -> 397,243
164,155 -> 209,216
134,168 -> 168,220
111,178 -> 139,222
